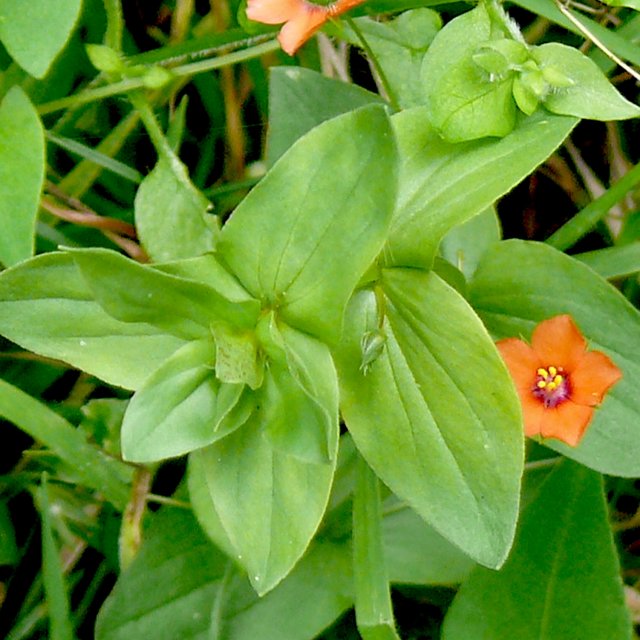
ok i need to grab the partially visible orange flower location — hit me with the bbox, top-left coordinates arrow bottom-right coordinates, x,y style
247,0 -> 366,55
497,315 -> 622,447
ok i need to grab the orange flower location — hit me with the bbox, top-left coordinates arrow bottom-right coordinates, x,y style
497,315 -> 622,447
246,0 -> 366,55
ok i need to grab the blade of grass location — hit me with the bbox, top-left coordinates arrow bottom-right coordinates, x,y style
0,379 -> 132,509
46,131 -> 142,184
546,162 -> 640,251
513,0 -> 640,68
58,110 -> 140,198
39,474 -> 75,640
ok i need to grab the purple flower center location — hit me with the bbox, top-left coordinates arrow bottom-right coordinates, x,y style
532,365 -> 571,408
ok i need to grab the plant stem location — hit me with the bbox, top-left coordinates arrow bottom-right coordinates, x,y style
38,40 -> 281,115
344,16 -> 401,112
127,91 -> 175,161
484,0 -> 526,42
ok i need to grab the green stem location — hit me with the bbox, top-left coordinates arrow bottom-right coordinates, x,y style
38,39 -> 281,115
102,0 -> 124,52
547,162 -> 640,251
344,16 -> 400,112
352,454 -> 401,640
484,0 -> 526,42
127,91 -> 175,161
209,561 -> 236,640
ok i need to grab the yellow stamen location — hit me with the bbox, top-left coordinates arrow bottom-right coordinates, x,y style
547,381 -> 557,391
537,380 -> 547,388
553,375 -> 563,385
548,366 -> 557,376
537,368 -> 548,377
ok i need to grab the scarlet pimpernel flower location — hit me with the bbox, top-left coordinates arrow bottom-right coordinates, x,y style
497,314 -> 622,447
246,0 -> 367,56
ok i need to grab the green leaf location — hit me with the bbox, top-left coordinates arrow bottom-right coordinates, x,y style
191,412 -> 337,595
134,155 -> 218,262
536,43 -> 640,120
0,379 -> 132,509
442,460 -> 631,639
256,318 -> 339,464
0,0 -> 82,78
266,66 -> 383,165
440,207 -> 501,280
0,500 -> 18,566
121,339 -> 252,462
0,87 -> 44,266
71,248 -> 260,339
39,475 -> 75,640
95,500 -> 230,640
346,10 -> 441,109
225,540 -> 353,640
353,456 -> 401,640
470,239 -> 640,477
421,4 -> 516,142
219,105 -> 397,343
0,252 -> 186,390
383,501 -> 475,585
576,243 -> 640,280
96,496 -> 353,640
336,269 -> 523,568
384,107 -> 576,269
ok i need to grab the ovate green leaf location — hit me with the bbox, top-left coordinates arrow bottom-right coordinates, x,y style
267,66 -> 383,165
258,319 -> 339,464
336,269 -> 523,568
442,460 -> 631,639
71,248 -> 260,339
95,502 -> 230,640
219,105 -> 397,343
537,43 -> 640,120
421,4 -> 516,142
0,253 -> 185,390
0,87 -> 44,266
470,239 -> 640,477
192,414 -> 337,595
121,339 -> 251,462
384,107 -> 576,269
135,155 -> 218,262
96,497 -> 353,640
0,0 -> 82,77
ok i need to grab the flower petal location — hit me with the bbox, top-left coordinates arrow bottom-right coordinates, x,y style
519,389 -> 546,438
531,314 -> 587,370
247,0 -> 302,24
277,4 -> 327,55
496,338 -> 541,393
540,402 -> 594,446
570,350 -> 623,406
327,0 -> 368,17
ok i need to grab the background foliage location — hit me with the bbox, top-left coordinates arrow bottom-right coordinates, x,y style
1,0 -> 640,638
